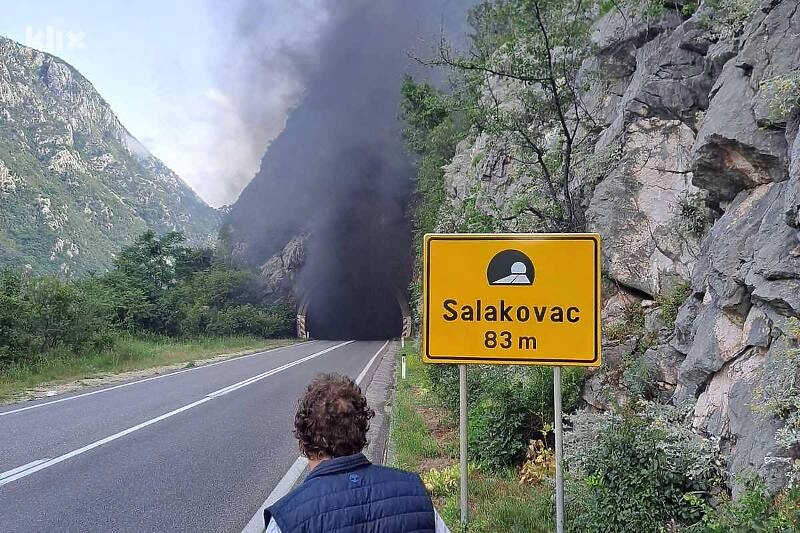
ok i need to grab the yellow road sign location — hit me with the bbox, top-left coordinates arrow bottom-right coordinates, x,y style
422,233 -> 601,366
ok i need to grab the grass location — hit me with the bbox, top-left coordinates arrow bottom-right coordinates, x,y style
658,281 -> 691,331
0,334 -> 296,401
391,342 -> 555,533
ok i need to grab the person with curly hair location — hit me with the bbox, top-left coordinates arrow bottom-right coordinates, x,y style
264,373 -> 450,533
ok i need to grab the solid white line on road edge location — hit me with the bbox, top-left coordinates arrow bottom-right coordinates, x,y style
241,339 -> 391,533
266,456 -> 309,508
0,459 -> 51,481
0,341 -> 352,489
355,340 -> 390,386
0,341 -> 319,418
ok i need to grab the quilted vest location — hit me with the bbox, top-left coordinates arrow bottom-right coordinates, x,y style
265,453 -> 436,533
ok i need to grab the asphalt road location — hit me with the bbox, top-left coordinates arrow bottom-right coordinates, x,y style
0,340 -> 389,533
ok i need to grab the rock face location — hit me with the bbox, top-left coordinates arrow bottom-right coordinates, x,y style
0,36 -> 219,275
259,234 -> 308,298
438,1 -> 800,492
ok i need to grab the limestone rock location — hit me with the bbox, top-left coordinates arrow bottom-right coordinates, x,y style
643,344 -> 684,389
260,235 -> 307,297
583,0 -> 800,491
587,117 -> 700,296
742,306 -> 772,348
692,0 -> 800,202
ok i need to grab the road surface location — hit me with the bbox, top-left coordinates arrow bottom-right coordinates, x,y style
0,340 -> 389,532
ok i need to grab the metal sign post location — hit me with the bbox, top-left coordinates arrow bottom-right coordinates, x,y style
459,364 -> 468,530
553,366 -> 564,533
420,233 -> 602,533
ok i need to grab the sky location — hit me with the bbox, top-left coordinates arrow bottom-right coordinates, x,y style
0,0 -> 328,207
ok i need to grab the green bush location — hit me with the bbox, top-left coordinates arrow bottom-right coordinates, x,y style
678,192 -> 710,238
469,382 -> 532,469
426,363 -> 584,471
0,270 -> 111,368
0,231 -> 296,370
659,281 -> 691,331
569,414 -> 703,531
207,304 -> 293,338
687,475 -> 800,532
566,403 -> 724,533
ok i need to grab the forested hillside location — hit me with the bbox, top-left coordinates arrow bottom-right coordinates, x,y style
0,36 -> 219,276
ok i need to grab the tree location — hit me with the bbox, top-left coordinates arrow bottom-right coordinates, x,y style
429,0 -> 595,232
400,76 -> 469,244
105,231 -> 192,333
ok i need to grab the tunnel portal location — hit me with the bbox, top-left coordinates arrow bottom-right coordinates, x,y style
303,284 -> 402,340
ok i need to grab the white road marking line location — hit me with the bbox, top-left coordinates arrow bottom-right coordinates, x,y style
0,341 -> 318,418
356,340 -> 389,385
241,339 -> 391,533
0,459 -> 51,481
0,341 -> 351,489
206,342 -> 354,399
265,456 -> 309,508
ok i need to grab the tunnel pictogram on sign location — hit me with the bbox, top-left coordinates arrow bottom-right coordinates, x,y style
487,249 -> 534,285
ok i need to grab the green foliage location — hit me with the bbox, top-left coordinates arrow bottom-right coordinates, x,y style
400,75 -> 476,331
469,382 -> 532,469
422,464 -> 462,497
686,475 -> 800,532
206,304 -> 293,338
566,403 -> 724,532
762,72 -> 800,124
751,319 -> 800,485
439,0 -> 596,232
620,352 -> 656,399
401,76 -> 471,242
0,269 -> 111,367
659,281 -> 692,331
678,192 -> 711,238
0,231 -> 294,370
704,0 -> 759,38
426,363 -> 584,471
604,301 -> 645,343
460,195 -> 499,233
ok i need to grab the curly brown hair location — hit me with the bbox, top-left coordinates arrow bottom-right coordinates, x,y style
293,373 -> 375,459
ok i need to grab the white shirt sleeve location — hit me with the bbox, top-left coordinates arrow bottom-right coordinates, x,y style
266,509 -> 449,532
435,509 -> 451,533
265,518 -> 282,533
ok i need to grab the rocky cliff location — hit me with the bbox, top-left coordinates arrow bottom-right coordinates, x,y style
437,0 -> 800,491
0,36 -> 219,275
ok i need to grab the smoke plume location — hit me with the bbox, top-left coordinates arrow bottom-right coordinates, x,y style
227,0 -> 472,339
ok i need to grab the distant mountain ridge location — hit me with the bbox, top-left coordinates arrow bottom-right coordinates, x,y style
0,35 -> 219,275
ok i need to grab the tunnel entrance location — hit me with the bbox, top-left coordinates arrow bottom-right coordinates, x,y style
305,280 -> 403,340
293,152 -> 413,341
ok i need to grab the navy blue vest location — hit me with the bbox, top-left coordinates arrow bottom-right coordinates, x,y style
265,453 -> 436,533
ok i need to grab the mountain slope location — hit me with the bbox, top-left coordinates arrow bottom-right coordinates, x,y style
0,36 -> 219,275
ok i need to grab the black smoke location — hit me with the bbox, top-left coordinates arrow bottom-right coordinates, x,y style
226,0 -> 472,339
